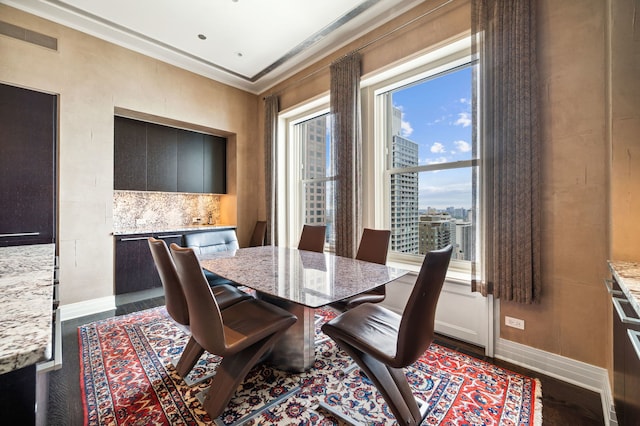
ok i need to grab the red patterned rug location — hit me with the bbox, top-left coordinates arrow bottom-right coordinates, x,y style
79,305 -> 542,425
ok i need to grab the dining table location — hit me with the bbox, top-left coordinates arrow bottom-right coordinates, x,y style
198,245 -> 409,372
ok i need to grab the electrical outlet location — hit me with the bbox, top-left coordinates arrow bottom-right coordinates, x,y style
136,218 -> 147,226
192,217 -> 201,224
505,316 -> 525,330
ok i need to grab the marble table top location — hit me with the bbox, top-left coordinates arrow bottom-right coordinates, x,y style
113,224 -> 235,236
0,244 -> 55,375
608,261 -> 640,318
199,246 -> 409,308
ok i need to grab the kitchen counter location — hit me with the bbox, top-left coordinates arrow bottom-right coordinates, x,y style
608,261 -> 640,317
112,224 -> 236,236
0,244 -> 55,375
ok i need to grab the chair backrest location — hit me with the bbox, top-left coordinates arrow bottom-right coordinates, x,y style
184,229 -> 239,255
249,221 -> 267,247
147,237 -> 189,326
396,245 -> 452,367
170,244 -> 227,353
298,224 -> 326,253
355,228 -> 391,265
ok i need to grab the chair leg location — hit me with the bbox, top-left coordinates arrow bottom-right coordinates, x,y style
333,337 -> 423,425
202,330 -> 287,420
175,336 -> 205,378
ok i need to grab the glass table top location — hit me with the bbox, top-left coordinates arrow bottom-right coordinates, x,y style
199,246 -> 409,308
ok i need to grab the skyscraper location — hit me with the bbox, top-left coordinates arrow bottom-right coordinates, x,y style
390,106 -> 420,254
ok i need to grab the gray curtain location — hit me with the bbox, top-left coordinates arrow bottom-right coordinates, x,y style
471,0 -> 541,303
264,95 -> 279,246
330,52 -> 362,258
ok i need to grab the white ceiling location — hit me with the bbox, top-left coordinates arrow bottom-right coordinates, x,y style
5,0 -> 425,93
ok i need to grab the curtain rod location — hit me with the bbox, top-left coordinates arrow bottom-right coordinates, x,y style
263,0 -> 456,100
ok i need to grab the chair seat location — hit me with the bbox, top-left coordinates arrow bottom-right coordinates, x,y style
204,269 -> 238,287
211,284 -> 252,309
322,303 -> 401,365
218,299 -> 297,354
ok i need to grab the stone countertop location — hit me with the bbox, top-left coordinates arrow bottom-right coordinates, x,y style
608,261 -> 640,317
112,224 -> 236,236
0,244 -> 55,375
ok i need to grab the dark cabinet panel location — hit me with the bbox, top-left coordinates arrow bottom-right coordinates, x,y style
177,130 -> 204,193
114,234 -> 158,294
113,117 -> 226,194
114,232 -> 184,294
0,83 -> 56,246
114,117 -> 147,190
146,123 -> 178,192
204,135 -> 227,194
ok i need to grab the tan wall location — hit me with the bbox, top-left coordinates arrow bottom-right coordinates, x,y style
0,5 -> 260,305
610,0 -> 640,261
260,0 -> 614,367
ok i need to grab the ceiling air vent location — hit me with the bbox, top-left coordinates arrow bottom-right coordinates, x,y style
0,20 -> 57,51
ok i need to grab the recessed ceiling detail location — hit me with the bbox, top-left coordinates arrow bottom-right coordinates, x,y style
5,0 -> 424,93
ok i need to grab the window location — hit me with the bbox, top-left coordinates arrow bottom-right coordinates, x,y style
283,108 -> 336,250
372,44 -> 477,271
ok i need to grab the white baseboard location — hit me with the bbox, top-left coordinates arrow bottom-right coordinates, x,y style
495,338 -> 616,425
58,296 -> 116,321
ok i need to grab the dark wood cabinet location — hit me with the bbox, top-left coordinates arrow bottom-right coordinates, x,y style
0,83 -> 56,246
114,232 -> 182,294
146,123 -> 178,192
204,135 -> 227,194
114,234 -> 157,294
611,279 -> 640,426
177,129 -> 204,193
113,117 -> 146,190
114,117 -> 226,194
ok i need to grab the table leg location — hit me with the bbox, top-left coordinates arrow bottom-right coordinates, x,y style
256,292 -> 315,372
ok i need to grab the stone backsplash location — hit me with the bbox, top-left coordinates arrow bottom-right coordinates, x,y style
113,191 -> 220,231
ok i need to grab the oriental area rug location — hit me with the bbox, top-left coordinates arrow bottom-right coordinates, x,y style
79,305 -> 542,425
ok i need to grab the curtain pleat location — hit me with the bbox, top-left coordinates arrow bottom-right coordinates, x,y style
472,0 -> 541,303
330,52 -> 362,258
264,95 -> 279,246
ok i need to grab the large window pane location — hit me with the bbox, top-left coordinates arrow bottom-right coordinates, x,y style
385,64 -> 476,265
295,113 -> 335,250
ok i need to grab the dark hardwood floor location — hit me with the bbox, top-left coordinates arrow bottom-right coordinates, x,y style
46,294 -> 605,425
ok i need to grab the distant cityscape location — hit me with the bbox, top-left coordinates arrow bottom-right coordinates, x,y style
299,105 -> 474,262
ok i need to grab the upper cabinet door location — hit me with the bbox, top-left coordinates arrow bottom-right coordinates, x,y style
146,122 -> 178,192
113,117 -> 226,194
204,135 -> 227,194
177,129 -> 204,193
114,116 -> 147,190
0,83 -> 56,245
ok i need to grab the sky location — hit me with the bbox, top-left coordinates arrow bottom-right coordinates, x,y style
391,66 -> 473,210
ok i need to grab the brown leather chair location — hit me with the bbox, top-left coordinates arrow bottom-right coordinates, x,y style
297,224 -> 326,253
147,237 -> 251,377
169,243 -> 297,420
321,245 -> 453,425
249,220 -> 267,247
331,228 -> 391,311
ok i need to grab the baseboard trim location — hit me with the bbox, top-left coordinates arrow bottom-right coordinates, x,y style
59,296 -> 116,321
495,338 -> 616,425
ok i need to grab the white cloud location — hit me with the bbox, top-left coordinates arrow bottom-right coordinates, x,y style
401,119 -> 413,137
455,112 -> 472,127
430,142 -> 446,153
460,97 -> 470,104
454,140 -> 471,152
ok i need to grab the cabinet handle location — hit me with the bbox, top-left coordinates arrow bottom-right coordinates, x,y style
120,236 -> 150,242
603,279 -> 623,297
628,330 -> 640,361
0,232 -> 40,237
158,234 -> 182,239
612,297 -> 640,325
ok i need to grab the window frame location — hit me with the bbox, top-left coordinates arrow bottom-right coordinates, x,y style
362,37 -> 477,275
278,96 -> 332,249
